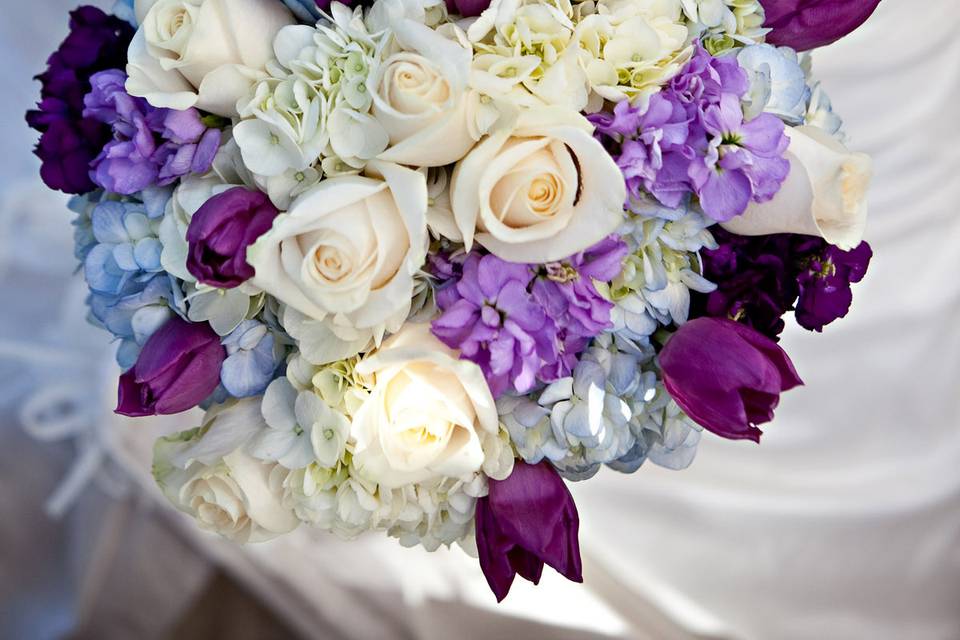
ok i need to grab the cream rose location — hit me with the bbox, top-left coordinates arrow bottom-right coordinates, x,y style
449,107 -> 626,263
373,21 -> 487,167
247,161 -> 428,358
153,400 -> 300,543
721,125 -> 872,250
351,323 -> 502,489
127,0 -> 295,117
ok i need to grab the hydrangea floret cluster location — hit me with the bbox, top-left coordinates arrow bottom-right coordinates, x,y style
30,0 -> 881,602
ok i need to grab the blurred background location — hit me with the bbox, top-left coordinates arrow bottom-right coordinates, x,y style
1,1 -> 958,639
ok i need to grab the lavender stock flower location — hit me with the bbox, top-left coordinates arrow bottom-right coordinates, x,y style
592,44 -> 790,222
84,70 -> 220,195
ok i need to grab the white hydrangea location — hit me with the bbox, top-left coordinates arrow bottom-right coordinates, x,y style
608,201 -> 717,338
575,0 -> 694,105
680,0 -> 768,52
234,3 -> 388,186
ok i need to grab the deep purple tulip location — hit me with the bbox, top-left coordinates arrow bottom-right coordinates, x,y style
444,0 -> 490,17
476,461 -> 583,601
117,317 -> 225,417
659,318 -> 803,443
763,0 -> 882,51
186,188 -> 279,289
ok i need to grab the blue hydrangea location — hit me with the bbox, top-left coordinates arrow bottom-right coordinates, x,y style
220,320 -> 284,398
78,198 -> 187,368
738,44 -> 811,125
84,200 -> 164,295
498,333 -> 702,480
609,200 -> 717,339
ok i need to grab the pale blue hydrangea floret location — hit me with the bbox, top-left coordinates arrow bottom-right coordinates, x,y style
84,200 -> 164,294
610,199 -> 717,340
499,334 -> 702,480
77,197 -> 185,369
737,44 -> 810,125
220,320 -> 283,398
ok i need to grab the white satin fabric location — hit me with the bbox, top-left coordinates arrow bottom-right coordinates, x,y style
2,0 -> 959,638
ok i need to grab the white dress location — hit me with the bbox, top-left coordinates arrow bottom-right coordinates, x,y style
1,1 -> 958,638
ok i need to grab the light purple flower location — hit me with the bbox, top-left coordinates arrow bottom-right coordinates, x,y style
592,44 -> 790,222
432,254 -> 558,397
84,70 -> 220,195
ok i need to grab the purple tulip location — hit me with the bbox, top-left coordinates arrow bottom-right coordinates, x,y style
186,187 -> 279,289
476,461 -> 583,601
763,0 -> 882,51
116,317 -> 225,417
659,318 -> 803,442
444,0 -> 490,17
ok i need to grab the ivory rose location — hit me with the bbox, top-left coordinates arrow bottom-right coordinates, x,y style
351,323 -> 503,489
449,107 -> 626,263
153,399 -> 300,543
126,0 -> 295,117
246,161 -> 428,360
373,20 -> 488,166
721,125 -> 872,250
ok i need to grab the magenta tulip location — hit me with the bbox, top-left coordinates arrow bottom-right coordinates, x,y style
476,461 -> 582,601
117,317 -> 225,417
186,187 -> 279,289
763,0 -> 882,52
659,318 -> 803,442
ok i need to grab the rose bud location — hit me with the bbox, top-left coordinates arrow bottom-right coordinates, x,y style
117,317 -> 226,417
476,461 -> 583,602
186,187 -> 279,289
659,318 -> 803,443
762,0 -> 882,52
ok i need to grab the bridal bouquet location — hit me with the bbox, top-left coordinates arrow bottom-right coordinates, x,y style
28,0 -> 879,600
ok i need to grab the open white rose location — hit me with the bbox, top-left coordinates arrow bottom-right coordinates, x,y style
449,107 -> 626,263
247,161 -> 428,359
153,399 -> 300,543
372,21 -> 487,166
351,323 -> 502,489
127,0 -> 295,117
721,125 -> 872,250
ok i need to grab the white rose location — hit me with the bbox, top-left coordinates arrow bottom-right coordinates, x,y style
153,399 -> 300,543
247,161 -> 428,358
720,125 -> 872,250
449,107 -> 626,263
351,323 -> 501,489
372,21 -> 486,166
127,0 -> 295,117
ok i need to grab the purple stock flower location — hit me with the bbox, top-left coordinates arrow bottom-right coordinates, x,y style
693,228 -> 871,339
84,70 -> 221,195
432,239 -> 624,396
591,44 -> 790,221
659,317 -> 803,442
187,187 -> 280,288
763,0 -> 882,52
476,461 -> 583,602
796,242 -> 872,332
432,254 -> 559,397
25,6 -> 134,194
117,316 -> 226,417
